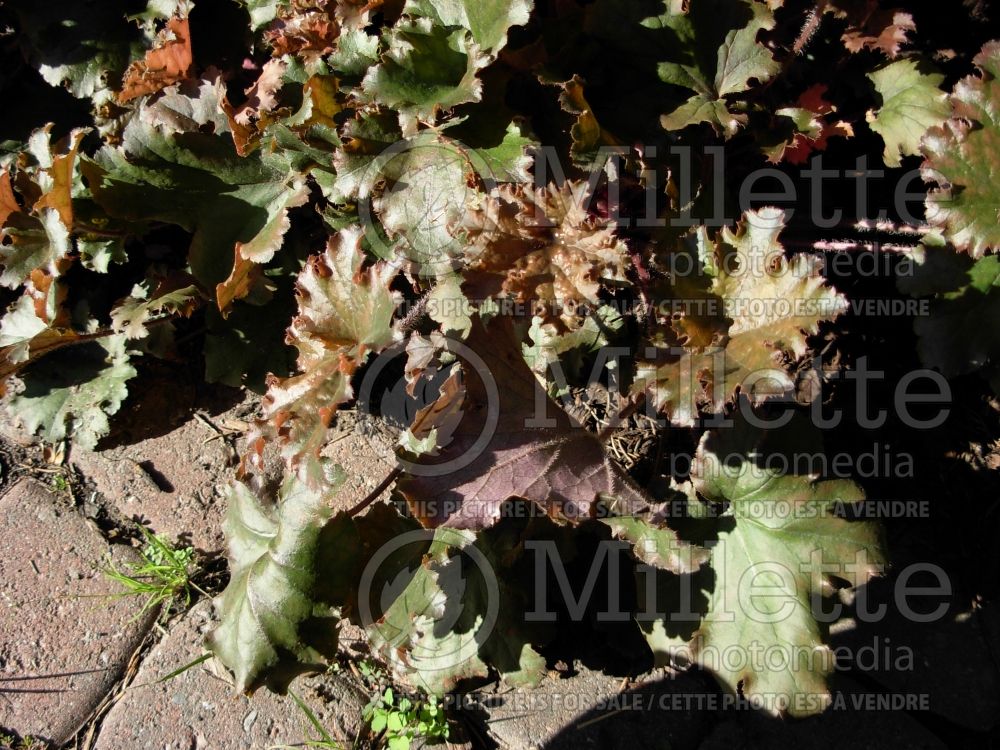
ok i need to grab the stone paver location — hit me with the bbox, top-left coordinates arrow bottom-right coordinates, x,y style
0,480 -> 155,744
483,666 -> 716,750
72,393 -> 401,553
70,392 -> 251,554
93,601 -> 368,750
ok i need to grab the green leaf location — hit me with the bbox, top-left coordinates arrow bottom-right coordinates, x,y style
600,513 -> 709,574
242,0 -> 283,30
111,282 -> 202,339
476,122 -> 536,183
370,133 -> 481,277
334,120 -> 530,274
867,59 -> 949,168
78,238 -> 129,273
9,335 -> 136,449
428,274 -> 472,337
634,209 -> 846,425
687,410 -> 884,716
360,19 -> 488,132
0,294 -> 49,362
11,0 -> 145,105
330,111 -> 404,202
367,525 -> 547,694
654,0 -> 779,135
0,211 -> 70,289
0,287 -> 85,388
259,226 -> 400,466
367,528 -> 486,693
204,294 -> 297,392
87,108 -> 306,286
141,78 -> 235,136
922,41 -> 1000,258
328,28 -> 381,77
208,461 -> 352,693
402,0 -> 532,53
523,305 -> 624,383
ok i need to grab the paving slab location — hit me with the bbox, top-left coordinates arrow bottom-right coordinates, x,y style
0,480 -> 155,744
69,389 -> 250,554
482,666 -> 716,750
93,601 -> 369,750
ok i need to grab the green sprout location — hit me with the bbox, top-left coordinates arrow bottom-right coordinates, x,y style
101,528 -> 205,617
364,688 -> 449,750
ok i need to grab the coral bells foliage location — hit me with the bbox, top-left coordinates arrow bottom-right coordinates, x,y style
1,0 -> 998,714
459,182 -> 630,332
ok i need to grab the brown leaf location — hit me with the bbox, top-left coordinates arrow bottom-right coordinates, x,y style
221,101 -> 258,157
223,70 -> 338,156
824,0 -> 914,58
0,171 -> 20,228
216,245 -> 265,317
397,315 -> 651,529
300,75 -> 341,129
33,129 -> 86,229
557,75 -> 622,160
118,17 -> 194,103
28,268 -> 68,325
842,10 -> 915,57
770,84 -> 853,165
459,182 -> 629,331
264,0 -> 378,59
234,58 -> 289,127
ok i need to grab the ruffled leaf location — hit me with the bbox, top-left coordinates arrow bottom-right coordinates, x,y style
360,18 -> 488,132
655,0 -> 779,136
459,181 -> 630,331
922,42 -> 1000,258
208,460 -> 353,692
8,335 -> 136,449
867,59 -> 948,168
634,209 -> 847,425
685,410 -> 884,716
255,226 -> 400,469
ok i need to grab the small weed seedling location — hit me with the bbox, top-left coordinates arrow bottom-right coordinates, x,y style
101,528 -> 205,617
364,688 -> 449,750
0,733 -> 48,750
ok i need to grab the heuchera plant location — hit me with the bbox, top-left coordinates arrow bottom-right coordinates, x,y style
1,0 -> 997,716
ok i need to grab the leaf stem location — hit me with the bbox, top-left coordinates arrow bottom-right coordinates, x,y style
72,223 -> 128,239
347,466 -> 403,517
